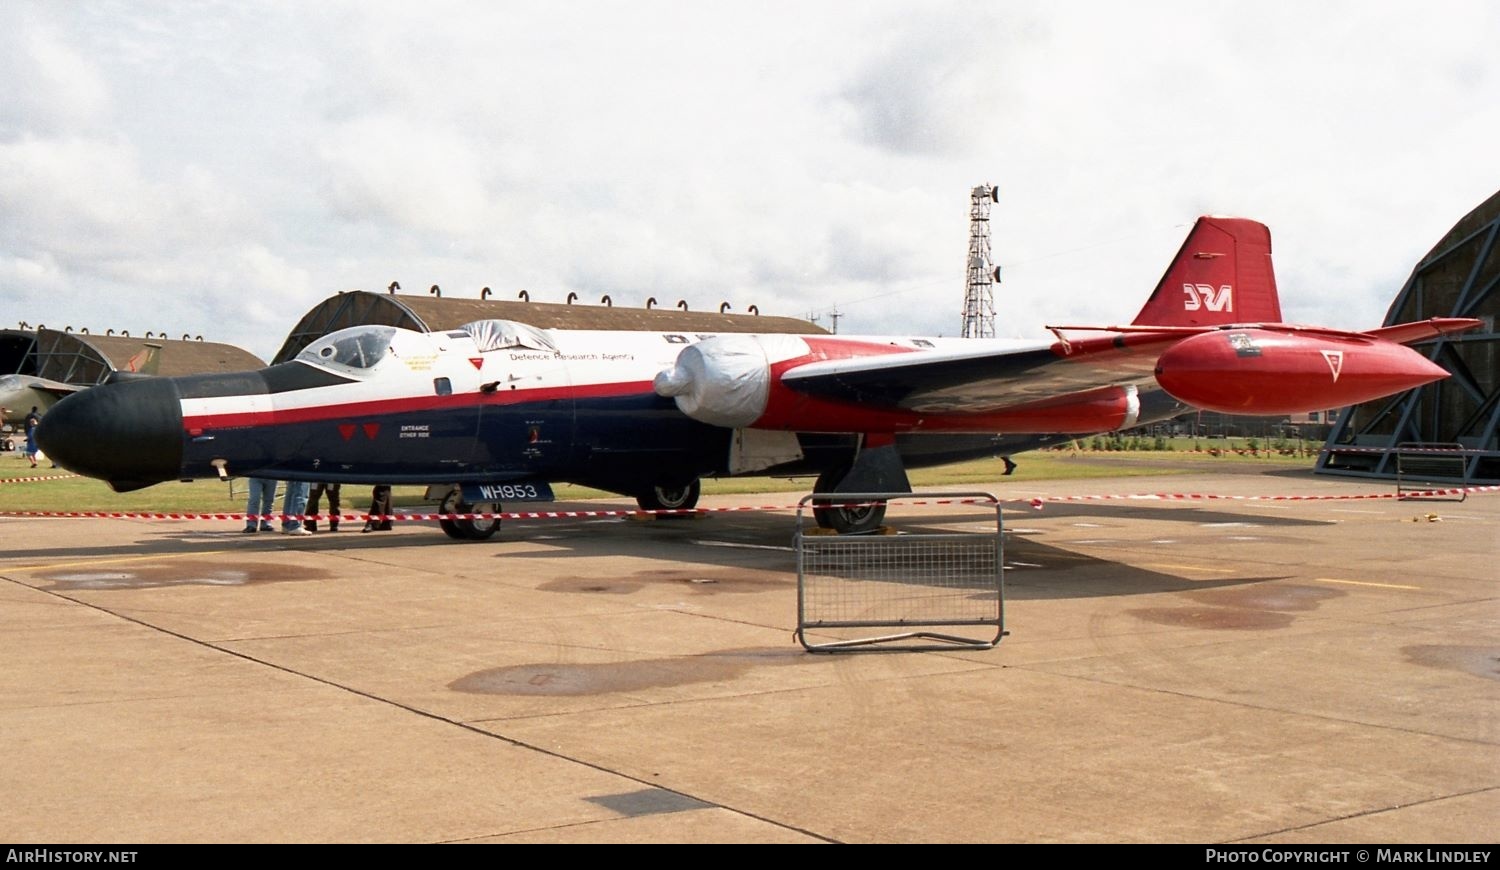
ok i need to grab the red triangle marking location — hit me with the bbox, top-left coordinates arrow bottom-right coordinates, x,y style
469,357 -> 484,370
338,423 -> 356,441
362,423 -> 381,439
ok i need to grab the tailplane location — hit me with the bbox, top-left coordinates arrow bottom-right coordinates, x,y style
1131,216 -> 1282,327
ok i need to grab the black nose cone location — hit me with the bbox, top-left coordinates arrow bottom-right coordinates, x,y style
37,378 -> 184,492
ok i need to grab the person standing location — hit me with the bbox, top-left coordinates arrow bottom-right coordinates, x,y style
362,484 -> 393,532
242,477 -> 278,532
305,482 -> 342,532
281,480 -> 312,535
23,406 -> 41,468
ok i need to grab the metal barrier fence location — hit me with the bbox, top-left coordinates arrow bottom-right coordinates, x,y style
1396,442 -> 1468,502
794,491 -> 1005,653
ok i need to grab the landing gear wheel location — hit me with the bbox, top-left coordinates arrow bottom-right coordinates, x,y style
439,489 -> 502,541
438,488 -> 464,540
462,501 -> 502,540
636,479 -> 701,518
812,467 -> 887,534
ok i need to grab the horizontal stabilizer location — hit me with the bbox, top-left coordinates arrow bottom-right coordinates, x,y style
1362,317 -> 1484,345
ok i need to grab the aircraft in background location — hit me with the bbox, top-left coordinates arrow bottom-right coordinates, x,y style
118,342 -> 164,376
0,374 -> 80,429
2,374 -> 78,451
0,342 -> 162,447
38,217 -> 1478,538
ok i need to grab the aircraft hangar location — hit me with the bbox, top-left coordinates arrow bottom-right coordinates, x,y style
1318,188 -> 1500,484
0,327 -> 264,385
269,288 -> 829,364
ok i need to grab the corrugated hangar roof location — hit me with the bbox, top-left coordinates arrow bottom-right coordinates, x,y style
2,328 -> 264,385
272,290 -> 828,363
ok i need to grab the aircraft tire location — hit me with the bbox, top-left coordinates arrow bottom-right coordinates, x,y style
459,502 -> 502,540
811,467 -> 887,534
636,479 -> 701,518
438,489 -> 467,539
438,489 -> 501,540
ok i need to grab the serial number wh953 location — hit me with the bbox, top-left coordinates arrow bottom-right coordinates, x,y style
462,481 -> 555,503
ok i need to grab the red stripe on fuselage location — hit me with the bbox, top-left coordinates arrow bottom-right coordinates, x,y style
181,379 -> 655,431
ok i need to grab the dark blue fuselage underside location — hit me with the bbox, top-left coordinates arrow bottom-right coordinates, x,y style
181,390 -> 1082,497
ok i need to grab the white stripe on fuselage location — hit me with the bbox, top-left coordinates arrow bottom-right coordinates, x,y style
179,326 -> 1028,419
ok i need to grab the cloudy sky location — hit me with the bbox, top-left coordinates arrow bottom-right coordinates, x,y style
2,1 -> 1496,362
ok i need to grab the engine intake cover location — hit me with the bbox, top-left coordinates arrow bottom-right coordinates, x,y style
654,334 -> 809,428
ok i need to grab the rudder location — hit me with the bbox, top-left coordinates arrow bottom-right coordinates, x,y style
1131,216 -> 1281,327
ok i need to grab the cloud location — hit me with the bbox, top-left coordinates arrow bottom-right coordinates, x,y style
0,0 -> 1495,363
0,9 -> 109,137
318,115 -> 499,237
836,6 -> 1038,157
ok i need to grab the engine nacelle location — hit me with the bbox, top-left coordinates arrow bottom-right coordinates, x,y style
654,335 -> 810,427
1154,329 -> 1450,415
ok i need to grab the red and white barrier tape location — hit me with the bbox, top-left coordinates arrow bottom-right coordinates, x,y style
0,507 -> 797,522
0,473 -> 80,484
1319,446 -> 1484,454
0,485 -> 1496,524
1020,485 -> 1500,507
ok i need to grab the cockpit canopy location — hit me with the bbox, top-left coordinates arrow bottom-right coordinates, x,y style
298,326 -> 397,371
295,319 -> 556,374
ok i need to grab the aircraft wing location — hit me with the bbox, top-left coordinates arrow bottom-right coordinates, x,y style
659,305 -> 1470,433
778,331 -> 1190,414
26,379 -> 83,398
774,316 -> 1480,417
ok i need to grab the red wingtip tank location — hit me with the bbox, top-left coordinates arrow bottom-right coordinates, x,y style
1153,328 -> 1453,415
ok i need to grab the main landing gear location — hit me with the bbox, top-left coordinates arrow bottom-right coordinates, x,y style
438,487 -> 502,541
811,465 -> 888,535
808,439 -> 915,534
635,479 -> 701,518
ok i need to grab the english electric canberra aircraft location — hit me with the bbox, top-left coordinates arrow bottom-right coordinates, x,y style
38,217 -> 1477,539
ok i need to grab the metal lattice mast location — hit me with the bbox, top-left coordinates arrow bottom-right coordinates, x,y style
960,184 -> 1000,338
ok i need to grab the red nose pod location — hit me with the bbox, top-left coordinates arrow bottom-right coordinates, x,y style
1154,329 -> 1451,415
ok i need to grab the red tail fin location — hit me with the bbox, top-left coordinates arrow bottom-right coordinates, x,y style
1131,216 -> 1282,327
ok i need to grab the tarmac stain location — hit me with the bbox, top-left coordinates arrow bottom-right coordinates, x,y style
538,578 -> 643,595
38,560 -> 331,591
1184,584 -> 1344,612
450,647 -> 805,696
1127,607 -> 1294,630
540,567 -> 786,596
1402,645 -> 1500,681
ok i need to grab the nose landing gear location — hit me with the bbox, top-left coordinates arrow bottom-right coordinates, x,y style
438,487 -> 502,540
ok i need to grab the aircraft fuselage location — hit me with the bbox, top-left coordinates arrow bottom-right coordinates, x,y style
38,322 -> 1083,495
